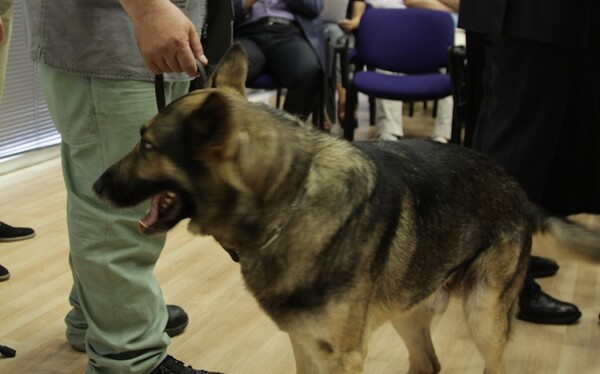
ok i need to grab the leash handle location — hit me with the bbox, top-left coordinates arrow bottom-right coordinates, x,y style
154,60 -> 208,111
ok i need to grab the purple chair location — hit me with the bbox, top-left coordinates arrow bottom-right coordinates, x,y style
342,8 -> 455,141
247,73 -> 285,108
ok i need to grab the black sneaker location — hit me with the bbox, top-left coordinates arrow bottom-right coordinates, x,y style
151,355 -> 223,374
0,221 -> 36,242
0,264 -> 10,282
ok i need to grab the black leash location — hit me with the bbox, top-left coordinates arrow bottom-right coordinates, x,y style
154,60 -> 208,111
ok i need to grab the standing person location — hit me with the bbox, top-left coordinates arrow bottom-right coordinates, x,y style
1,0 -> 36,283
0,0 -> 12,100
459,0 -> 599,324
22,0 -> 232,372
232,0 -> 325,121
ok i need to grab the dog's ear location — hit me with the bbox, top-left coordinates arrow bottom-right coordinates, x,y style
185,91 -> 237,162
206,43 -> 248,97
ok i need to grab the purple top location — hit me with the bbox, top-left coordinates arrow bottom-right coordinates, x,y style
239,0 -> 295,27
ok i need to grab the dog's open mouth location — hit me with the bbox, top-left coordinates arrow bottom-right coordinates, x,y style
139,191 -> 185,235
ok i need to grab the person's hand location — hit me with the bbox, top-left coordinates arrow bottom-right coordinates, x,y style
244,0 -> 258,9
338,18 -> 359,33
120,0 -> 207,77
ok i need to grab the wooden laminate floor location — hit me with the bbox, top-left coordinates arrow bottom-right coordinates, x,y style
0,95 -> 599,373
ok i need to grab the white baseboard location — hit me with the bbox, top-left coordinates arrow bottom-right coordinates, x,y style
0,145 -> 61,176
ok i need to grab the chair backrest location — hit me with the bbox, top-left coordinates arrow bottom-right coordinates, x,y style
355,8 -> 454,74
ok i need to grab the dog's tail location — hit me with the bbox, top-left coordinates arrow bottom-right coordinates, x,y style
534,209 -> 600,260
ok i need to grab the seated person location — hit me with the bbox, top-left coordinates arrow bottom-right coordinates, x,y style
369,0 -> 458,142
233,0 -> 325,121
322,0 -> 366,123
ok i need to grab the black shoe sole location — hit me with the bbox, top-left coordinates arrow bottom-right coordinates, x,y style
0,232 -> 36,242
517,310 -> 582,325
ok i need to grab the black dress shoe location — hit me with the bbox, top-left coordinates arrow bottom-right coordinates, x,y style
529,256 -> 559,278
518,282 -> 581,324
165,305 -> 189,337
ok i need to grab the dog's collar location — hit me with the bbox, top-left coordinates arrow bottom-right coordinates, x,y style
259,163 -> 313,250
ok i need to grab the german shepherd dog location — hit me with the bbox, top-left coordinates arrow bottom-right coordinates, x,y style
93,44 -> 600,374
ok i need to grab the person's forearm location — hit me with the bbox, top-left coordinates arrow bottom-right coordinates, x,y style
404,0 -> 455,12
120,0 -> 162,21
352,1 -> 366,22
439,0 -> 459,11
243,0 -> 258,9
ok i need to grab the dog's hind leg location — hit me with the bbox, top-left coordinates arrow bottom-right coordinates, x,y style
462,247 -> 524,374
391,291 -> 448,374
463,283 -> 511,374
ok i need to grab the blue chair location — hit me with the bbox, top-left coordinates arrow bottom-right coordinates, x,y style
247,73 -> 285,109
342,8 -> 455,141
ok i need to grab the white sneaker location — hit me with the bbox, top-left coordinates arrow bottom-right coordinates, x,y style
376,133 -> 399,141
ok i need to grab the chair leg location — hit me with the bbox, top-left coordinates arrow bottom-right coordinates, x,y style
450,105 -> 461,144
368,96 -> 376,126
276,88 -> 283,108
312,84 -> 326,131
343,85 -> 358,141
408,101 -> 414,117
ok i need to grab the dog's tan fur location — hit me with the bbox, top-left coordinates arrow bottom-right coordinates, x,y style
94,44 -> 600,374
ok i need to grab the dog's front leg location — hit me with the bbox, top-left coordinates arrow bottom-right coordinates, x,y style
288,333 -> 366,374
290,335 -> 321,374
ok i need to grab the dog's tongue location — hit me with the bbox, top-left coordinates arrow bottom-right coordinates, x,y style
138,195 -> 161,233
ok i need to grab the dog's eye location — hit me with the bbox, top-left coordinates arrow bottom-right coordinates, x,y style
140,139 -> 154,152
